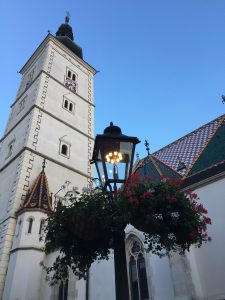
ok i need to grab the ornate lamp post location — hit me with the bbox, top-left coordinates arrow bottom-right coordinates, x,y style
91,122 -> 140,300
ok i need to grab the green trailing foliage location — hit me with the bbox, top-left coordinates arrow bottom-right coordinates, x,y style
44,175 -> 211,284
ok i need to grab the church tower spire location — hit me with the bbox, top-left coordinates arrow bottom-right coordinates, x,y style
55,15 -> 83,59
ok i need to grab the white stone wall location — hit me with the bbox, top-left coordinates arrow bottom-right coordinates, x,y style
187,176 -> 225,300
16,44 -> 49,99
88,227 -> 175,300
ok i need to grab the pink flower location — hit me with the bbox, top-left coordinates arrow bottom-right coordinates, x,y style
190,193 -> 198,200
189,230 -> 197,240
125,190 -> 133,198
204,217 -> 212,225
166,195 -> 177,203
129,196 -> 139,205
197,204 -> 208,214
143,191 -> 153,199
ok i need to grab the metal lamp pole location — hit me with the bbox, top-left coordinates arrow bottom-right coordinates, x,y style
91,122 -> 140,300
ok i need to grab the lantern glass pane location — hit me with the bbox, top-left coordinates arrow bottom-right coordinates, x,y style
96,148 -> 106,186
105,161 -> 127,181
103,141 -> 134,181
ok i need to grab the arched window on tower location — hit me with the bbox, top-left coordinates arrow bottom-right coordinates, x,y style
59,137 -> 71,159
127,236 -> 150,300
61,144 -> 68,156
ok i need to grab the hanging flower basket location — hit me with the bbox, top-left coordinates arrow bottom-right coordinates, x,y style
44,175 -> 211,284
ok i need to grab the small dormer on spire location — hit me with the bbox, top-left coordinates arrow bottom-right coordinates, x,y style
18,159 -> 52,213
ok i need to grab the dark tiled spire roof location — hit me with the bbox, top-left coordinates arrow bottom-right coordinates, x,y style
20,161 -> 52,212
55,16 -> 83,59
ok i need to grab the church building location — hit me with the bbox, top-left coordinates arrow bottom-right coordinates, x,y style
1,17 -> 225,300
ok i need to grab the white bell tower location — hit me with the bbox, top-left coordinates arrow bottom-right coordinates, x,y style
0,16 -> 96,299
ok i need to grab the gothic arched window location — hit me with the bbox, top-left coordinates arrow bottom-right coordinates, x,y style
127,237 -> 150,300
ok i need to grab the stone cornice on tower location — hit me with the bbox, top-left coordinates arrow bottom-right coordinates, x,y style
19,34 -> 97,75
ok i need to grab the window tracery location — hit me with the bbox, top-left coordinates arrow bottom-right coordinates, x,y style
127,236 -> 150,300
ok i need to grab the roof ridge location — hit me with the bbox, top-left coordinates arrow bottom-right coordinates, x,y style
152,155 -> 182,177
184,116 -> 225,178
153,114 -> 225,155
150,156 -> 163,177
186,158 -> 225,179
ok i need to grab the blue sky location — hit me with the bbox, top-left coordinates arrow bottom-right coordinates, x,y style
1,0 -> 225,158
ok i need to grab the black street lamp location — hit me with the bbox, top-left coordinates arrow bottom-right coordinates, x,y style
91,122 -> 140,300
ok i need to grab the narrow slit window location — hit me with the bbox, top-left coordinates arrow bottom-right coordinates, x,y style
67,70 -> 71,78
28,218 -> 33,234
8,144 -> 13,156
39,219 -> 45,235
64,100 -> 68,109
69,103 -> 73,112
72,74 -> 76,81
